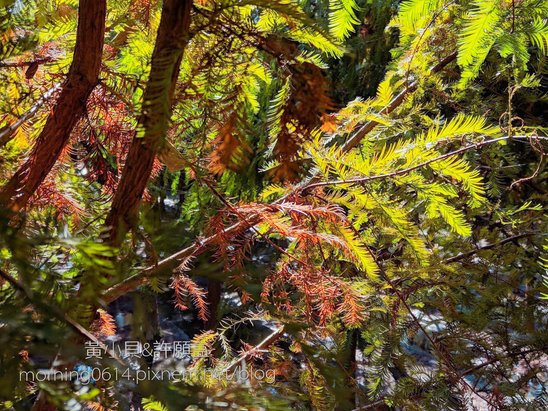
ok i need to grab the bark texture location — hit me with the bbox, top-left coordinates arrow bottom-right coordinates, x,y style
0,0 -> 106,214
104,0 -> 192,245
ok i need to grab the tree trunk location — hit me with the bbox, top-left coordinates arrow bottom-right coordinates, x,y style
0,0 -> 106,215
104,0 -> 192,246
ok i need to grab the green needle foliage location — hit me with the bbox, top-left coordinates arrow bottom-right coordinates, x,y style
0,0 -> 547,410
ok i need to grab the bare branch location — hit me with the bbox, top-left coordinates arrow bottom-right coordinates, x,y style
0,268 -> 124,364
304,135 -> 535,190
443,232 -> 536,264
0,58 -> 55,68
222,326 -> 285,373
459,347 -> 545,377
0,83 -> 61,148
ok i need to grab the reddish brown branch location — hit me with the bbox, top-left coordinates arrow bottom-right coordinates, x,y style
104,0 -> 193,245
0,57 -> 55,68
0,0 -> 106,214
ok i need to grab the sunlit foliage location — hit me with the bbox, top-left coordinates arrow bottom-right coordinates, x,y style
0,0 -> 546,409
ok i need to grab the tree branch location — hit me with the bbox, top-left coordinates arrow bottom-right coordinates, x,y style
442,232 -> 536,264
304,135 -> 533,190
103,51 -> 460,303
340,52 -> 457,152
0,58 -> 55,68
459,347 -> 544,377
0,0 -> 107,214
221,326 -> 285,373
0,83 -> 61,148
0,268 -> 124,364
104,0 -> 193,245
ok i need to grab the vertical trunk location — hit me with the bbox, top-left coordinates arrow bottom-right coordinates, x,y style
17,4 -> 107,409
104,0 -> 192,245
336,329 -> 358,411
0,0 -> 106,214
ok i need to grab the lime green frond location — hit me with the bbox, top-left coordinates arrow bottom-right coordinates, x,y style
366,192 -> 430,264
527,17 -> 548,55
396,174 -> 471,236
427,200 -> 472,236
393,0 -> 444,36
429,156 -> 486,208
255,8 -> 287,31
267,78 -> 291,141
329,0 -> 360,40
306,136 -> 351,179
373,74 -> 404,108
457,0 -> 503,87
290,26 -> 345,58
251,0 -> 344,57
346,138 -> 408,177
497,33 -> 531,71
260,184 -> 288,201
337,225 -> 379,278
420,113 -> 498,145
297,50 -> 329,68
458,0 -> 503,67
328,190 -> 375,228
142,398 -> 168,411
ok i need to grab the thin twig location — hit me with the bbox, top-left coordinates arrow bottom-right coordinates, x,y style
0,83 -> 61,147
459,347 -> 543,377
442,232 -> 536,264
221,326 -> 285,373
374,263 -> 500,408
0,58 -> 55,68
304,135 -> 539,191
352,400 -> 387,410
